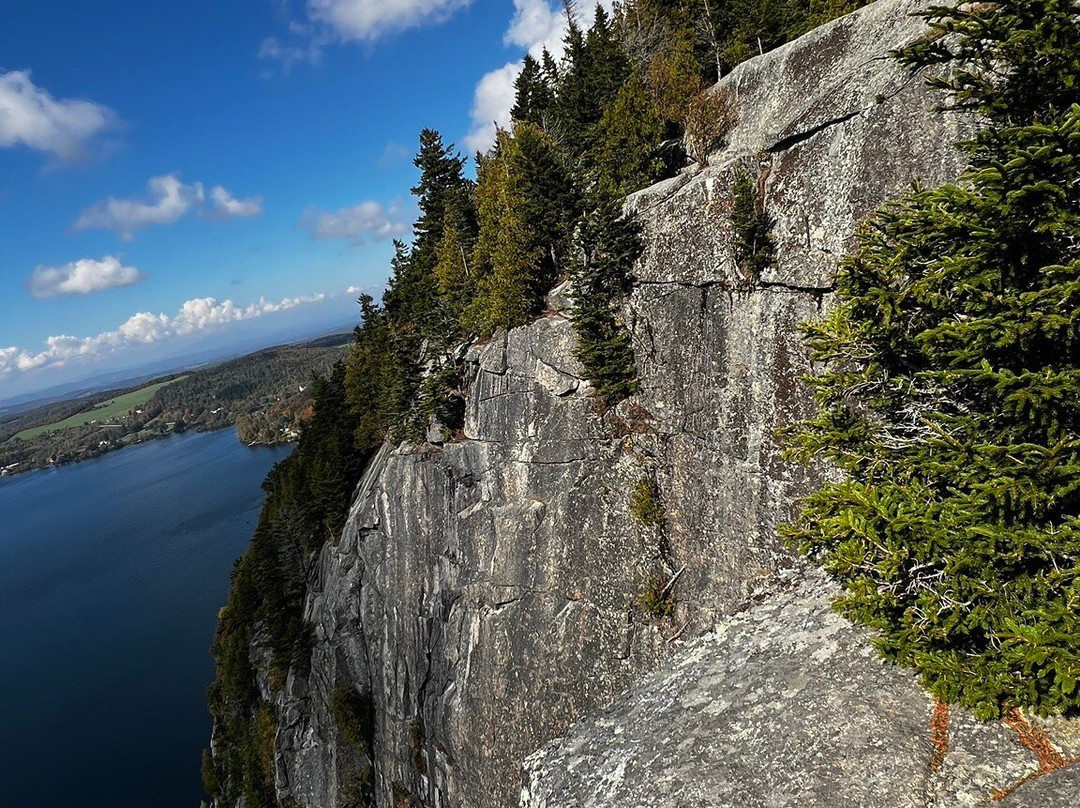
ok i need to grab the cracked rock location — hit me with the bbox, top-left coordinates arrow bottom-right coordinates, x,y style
262,3 -> 994,807
521,573 -> 1080,808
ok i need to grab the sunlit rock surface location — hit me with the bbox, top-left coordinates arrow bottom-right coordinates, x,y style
259,2 -> 1074,807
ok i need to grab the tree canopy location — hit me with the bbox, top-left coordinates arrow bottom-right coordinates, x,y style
785,0 -> 1080,719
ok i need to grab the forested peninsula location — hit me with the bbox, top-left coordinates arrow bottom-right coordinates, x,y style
0,334 -> 349,477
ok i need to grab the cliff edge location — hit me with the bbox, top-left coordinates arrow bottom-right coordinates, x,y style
257,1 -> 1068,806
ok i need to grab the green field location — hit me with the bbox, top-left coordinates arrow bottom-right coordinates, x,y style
15,377 -> 188,441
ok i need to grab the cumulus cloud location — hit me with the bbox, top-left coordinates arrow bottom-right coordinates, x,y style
464,0 -> 615,152
72,174 -> 263,240
464,62 -> 524,153
0,292 -> 335,379
29,256 -> 144,299
0,69 -> 118,163
210,186 -> 263,219
73,174 -> 204,240
260,0 -> 473,71
309,0 -> 474,42
301,200 -> 408,245
504,0 -> 566,52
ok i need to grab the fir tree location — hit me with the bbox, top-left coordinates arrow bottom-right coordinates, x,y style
571,199 -> 643,403
385,130 -> 474,345
511,54 -> 555,128
592,70 -> 668,197
785,0 -> 1080,719
551,4 -> 630,162
433,217 -> 475,325
505,122 -> 579,290
470,124 -> 579,332
344,294 -> 395,452
410,129 -> 471,257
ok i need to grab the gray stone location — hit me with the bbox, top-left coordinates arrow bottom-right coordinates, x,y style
1001,768 -> 1080,808
520,574 -> 1080,808
260,2 -> 1027,807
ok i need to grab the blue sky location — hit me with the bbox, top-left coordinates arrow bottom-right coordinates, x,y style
0,0 -> 606,400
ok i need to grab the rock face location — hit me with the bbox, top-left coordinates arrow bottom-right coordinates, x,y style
269,2 -> 986,807
521,572 -> 1080,808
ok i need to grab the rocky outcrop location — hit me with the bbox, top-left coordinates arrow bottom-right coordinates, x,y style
270,2 -> 985,807
521,572 -> 1080,808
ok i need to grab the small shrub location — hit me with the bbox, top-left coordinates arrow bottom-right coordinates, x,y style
200,750 -> 220,800
340,766 -> 375,808
330,685 -> 374,752
629,475 -> 665,527
638,575 -> 676,619
730,166 -> 774,280
684,87 -> 738,166
393,782 -> 418,808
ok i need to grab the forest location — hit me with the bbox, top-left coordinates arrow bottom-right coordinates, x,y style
0,336 -> 349,476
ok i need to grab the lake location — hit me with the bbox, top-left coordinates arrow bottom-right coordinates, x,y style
0,430 -> 292,808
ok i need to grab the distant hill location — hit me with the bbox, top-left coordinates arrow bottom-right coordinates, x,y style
0,333 -> 352,477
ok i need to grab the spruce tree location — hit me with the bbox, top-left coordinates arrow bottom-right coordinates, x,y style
385,130 -> 474,345
470,124 -> 579,333
511,54 -> 556,128
786,0 -> 1080,719
410,128 -> 471,257
592,70 -> 667,197
552,5 -> 630,162
505,122 -> 579,291
344,294 -> 395,452
571,199 -> 643,403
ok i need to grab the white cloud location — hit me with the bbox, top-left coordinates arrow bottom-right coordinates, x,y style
73,174 -> 203,240
301,200 -> 408,245
72,174 -> 263,240
308,0 -> 474,42
464,0 -> 615,152
464,63 -> 523,153
258,36 -> 324,71
29,256 -> 143,299
504,0 -> 566,52
259,0 -> 474,73
0,70 -> 117,163
0,292 -> 336,379
210,186 -> 263,219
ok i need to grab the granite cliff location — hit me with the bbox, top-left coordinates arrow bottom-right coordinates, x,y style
237,1 -> 1079,806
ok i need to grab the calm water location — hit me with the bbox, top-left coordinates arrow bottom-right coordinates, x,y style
0,430 -> 292,808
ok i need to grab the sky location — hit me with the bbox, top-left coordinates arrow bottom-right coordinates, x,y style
0,0 -> 611,401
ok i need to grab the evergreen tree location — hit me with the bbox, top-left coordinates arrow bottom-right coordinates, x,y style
571,199 -> 643,403
433,217 -> 476,325
384,130 -> 474,345
475,208 -> 545,333
541,48 -> 561,90
470,123 -> 579,333
785,0 -> 1080,719
410,129 -> 471,257
511,54 -> 556,127
344,294 -> 395,452
592,70 -> 668,197
551,5 -> 630,162
505,122 -> 580,287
